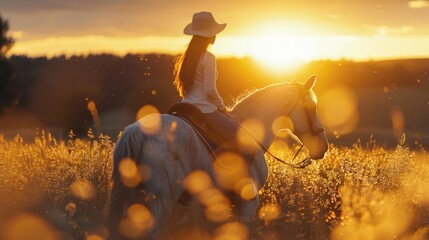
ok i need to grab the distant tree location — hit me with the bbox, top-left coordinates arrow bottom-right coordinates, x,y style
0,14 -> 18,113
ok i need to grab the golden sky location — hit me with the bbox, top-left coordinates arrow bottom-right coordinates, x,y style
2,0 -> 429,66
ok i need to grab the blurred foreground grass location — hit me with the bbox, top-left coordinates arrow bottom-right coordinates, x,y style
0,131 -> 428,240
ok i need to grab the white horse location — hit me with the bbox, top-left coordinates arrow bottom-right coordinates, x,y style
106,75 -> 328,239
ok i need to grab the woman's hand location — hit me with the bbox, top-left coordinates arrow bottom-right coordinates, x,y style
218,107 -> 227,113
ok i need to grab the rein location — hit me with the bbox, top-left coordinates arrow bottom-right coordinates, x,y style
233,85 -> 313,169
265,143 -> 311,169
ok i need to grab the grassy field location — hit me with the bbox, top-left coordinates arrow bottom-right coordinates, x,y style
0,131 -> 428,240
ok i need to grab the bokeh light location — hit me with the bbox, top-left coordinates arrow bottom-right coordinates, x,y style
167,121 -> 177,142
65,202 -> 77,216
199,189 -> 232,222
258,203 -> 281,223
87,100 -> 101,130
183,170 -> 234,222
127,204 -> 154,226
271,116 -> 294,136
234,177 -> 257,200
198,188 -> 230,207
119,204 -> 154,239
213,222 -> 249,240
184,170 -> 213,194
237,119 -> 265,149
118,157 -> 141,187
318,86 -> 359,135
2,213 -> 58,240
70,179 -> 95,200
390,106 -> 405,139
86,234 -> 104,240
136,105 -> 161,135
204,201 -> 232,222
213,152 -> 247,190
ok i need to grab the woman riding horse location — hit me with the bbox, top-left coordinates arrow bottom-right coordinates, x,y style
174,11 -> 251,159
106,12 -> 329,240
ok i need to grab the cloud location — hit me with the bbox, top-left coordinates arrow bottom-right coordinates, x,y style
1,0 -> 135,12
2,0 -> 429,46
408,0 -> 429,8
0,0 -> 235,37
364,25 -> 416,36
11,31 -> 24,39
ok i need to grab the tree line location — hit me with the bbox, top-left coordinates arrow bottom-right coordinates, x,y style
0,15 -> 17,113
4,53 -> 427,134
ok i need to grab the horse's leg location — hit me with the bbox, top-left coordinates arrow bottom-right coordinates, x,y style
234,195 -> 259,220
229,178 -> 260,237
146,199 -> 170,239
141,182 -> 177,240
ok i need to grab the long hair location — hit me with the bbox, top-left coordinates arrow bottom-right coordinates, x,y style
174,35 -> 213,97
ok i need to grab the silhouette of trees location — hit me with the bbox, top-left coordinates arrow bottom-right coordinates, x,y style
0,15 -> 17,113
5,51 -> 429,138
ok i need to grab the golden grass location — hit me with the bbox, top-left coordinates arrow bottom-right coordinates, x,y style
0,131 -> 428,239
0,130 -> 113,239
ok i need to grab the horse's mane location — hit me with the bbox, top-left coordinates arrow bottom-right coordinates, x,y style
231,82 -> 290,110
230,81 -> 318,111
230,87 -> 260,109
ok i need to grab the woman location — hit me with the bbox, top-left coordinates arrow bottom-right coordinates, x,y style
174,11 -> 246,153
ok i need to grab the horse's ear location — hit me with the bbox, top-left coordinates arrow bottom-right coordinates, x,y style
304,75 -> 317,91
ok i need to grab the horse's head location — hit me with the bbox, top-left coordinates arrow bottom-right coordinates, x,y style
288,75 -> 328,160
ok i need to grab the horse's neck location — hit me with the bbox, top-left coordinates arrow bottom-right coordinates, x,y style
228,84 -> 298,148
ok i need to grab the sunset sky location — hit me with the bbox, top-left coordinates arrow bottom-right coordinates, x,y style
2,0 -> 429,67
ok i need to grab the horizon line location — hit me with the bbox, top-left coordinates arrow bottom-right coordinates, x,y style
8,34 -> 429,64
8,51 -> 429,63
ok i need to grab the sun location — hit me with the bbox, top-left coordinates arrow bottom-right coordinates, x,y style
232,22 -> 321,73
249,22 -> 317,71
248,34 -> 318,72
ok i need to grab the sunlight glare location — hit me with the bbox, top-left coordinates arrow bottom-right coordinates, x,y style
241,23 -> 319,73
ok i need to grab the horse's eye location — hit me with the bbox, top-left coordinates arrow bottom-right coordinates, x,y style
304,102 -> 315,110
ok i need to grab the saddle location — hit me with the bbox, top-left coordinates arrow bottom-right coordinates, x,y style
168,103 -> 255,206
168,103 -> 226,154
168,103 -> 255,162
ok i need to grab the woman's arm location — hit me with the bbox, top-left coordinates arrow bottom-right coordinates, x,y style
203,52 -> 226,110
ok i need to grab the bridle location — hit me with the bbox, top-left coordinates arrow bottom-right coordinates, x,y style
294,83 -> 325,136
238,84 -> 325,169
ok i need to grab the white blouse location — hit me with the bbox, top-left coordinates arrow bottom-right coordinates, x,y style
182,51 -> 226,113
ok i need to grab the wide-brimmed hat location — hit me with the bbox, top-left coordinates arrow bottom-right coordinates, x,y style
183,11 -> 226,37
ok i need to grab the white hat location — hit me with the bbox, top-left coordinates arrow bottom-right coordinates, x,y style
183,12 -> 227,37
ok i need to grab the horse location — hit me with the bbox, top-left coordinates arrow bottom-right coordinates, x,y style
106,75 -> 329,239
